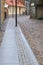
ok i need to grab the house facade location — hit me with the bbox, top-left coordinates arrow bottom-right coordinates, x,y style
0,0 -> 4,24
5,0 -> 25,16
0,0 -> 1,23
25,0 -> 30,15
1,0 -> 5,23
30,0 -> 43,19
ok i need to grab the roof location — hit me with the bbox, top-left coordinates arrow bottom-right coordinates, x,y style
5,0 -> 25,7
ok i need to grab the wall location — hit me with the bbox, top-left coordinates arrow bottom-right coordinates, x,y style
30,6 -> 36,18
8,7 -> 20,16
0,0 -> 1,23
30,1 -> 43,19
37,6 -> 43,18
8,6 -> 25,16
25,1 -> 30,15
1,0 -> 4,23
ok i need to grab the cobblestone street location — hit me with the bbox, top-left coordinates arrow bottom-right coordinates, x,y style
17,16 -> 43,65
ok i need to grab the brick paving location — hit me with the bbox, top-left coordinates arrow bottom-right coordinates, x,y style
18,16 -> 43,65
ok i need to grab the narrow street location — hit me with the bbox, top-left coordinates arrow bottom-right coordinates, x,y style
0,18 -> 39,65
17,16 -> 43,65
0,0 -> 43,65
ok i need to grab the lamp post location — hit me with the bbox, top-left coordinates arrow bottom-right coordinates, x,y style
10,0 -> 17,26
15,0 -> 17,27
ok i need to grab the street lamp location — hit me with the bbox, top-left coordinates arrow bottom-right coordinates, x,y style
10,0 -> 17,26
15,0 -> 17,27
11,0 -> 17,27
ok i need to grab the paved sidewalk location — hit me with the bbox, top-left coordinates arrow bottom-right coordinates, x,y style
0,18 -> 39,65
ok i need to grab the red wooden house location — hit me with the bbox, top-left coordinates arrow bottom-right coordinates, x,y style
5,0 -> 25,15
